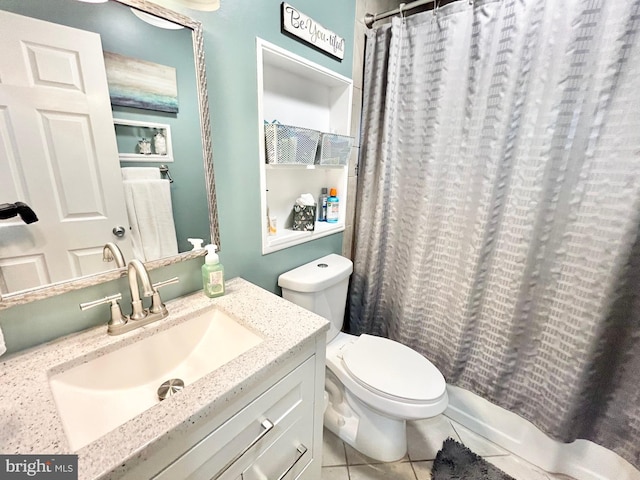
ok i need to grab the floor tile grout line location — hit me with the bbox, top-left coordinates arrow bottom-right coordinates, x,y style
343,440 -> 351,479
408,460 -> 420,480
446,417 -> 463,443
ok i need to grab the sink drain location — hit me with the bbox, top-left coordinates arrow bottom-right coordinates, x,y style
157,378 -> 184,401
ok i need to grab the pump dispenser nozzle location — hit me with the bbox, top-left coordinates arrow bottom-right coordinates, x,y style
187,238 -> 204,250
204,244 -> 219,264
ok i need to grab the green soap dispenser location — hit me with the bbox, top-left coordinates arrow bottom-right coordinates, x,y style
202,244 -> 225,298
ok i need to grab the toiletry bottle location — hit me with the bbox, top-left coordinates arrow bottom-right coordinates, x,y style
326,188 -> 339,223
153,131 -> 167,155
202,244 -> 225,298
319,187 -> 328,221
138,138 -> 151,155
268,215 -> 277,236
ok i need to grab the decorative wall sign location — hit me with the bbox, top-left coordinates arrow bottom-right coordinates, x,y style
281,3 -> 345,61
103,51 -> 179,113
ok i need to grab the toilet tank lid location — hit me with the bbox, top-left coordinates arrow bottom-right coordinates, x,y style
278,254 -> 353,293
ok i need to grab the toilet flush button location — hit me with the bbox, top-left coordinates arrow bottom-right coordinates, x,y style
317,263 -> 328,268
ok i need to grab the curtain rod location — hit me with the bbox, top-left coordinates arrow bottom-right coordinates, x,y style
364,0 -> 436,28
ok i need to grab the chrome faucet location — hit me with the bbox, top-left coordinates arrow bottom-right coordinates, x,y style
103,242 -> 126,268
128,259 -> 154,320
79,259 -> 179,335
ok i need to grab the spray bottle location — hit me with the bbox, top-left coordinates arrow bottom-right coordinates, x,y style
202,244 -> 225,298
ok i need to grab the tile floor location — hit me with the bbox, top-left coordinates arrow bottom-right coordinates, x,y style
321,415 -> 577,480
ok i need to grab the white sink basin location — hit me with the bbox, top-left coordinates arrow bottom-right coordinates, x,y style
49,307 -> 263,451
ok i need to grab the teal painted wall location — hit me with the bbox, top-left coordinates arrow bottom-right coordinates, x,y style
197,0 -> 354,292
0,0 -> 355,355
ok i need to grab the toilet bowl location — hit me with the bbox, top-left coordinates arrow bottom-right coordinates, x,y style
278,254 -> 448,462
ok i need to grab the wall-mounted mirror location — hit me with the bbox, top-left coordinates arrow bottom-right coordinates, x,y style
0,0 -> 218,308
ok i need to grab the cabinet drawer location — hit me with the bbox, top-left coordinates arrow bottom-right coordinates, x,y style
241,415 -> 312,480
153,357 -> 315,480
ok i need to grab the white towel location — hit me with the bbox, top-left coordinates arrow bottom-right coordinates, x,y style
0,326 -> 6,357
123,179 -> 179,262
121,167 -> 161,181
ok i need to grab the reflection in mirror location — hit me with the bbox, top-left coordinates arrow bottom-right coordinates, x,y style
0,0 -> 218,307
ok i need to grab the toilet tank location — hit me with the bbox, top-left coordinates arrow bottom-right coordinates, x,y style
278,254 -> 353,343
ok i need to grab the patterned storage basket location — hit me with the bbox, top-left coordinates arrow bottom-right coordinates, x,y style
265,124 -> 321,165
316,133 -> 354,165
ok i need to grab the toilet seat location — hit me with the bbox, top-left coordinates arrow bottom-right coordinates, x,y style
341,334 -> 446,403
326,332 -> 448,420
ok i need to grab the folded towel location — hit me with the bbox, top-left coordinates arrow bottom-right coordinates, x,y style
123,179 -> 178,262
0,326 -> 6,357
121,167 -> 161,181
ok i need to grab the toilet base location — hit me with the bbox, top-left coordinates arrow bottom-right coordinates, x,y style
324,371 -> 407,462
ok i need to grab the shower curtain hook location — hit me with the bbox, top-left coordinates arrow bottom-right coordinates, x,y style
434,0 -> 441,16
399,3 -> 407,24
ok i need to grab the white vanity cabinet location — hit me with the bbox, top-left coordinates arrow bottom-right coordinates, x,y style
257,38 -> 353,255
155,358 -> 315,480
120,338 -> 325,480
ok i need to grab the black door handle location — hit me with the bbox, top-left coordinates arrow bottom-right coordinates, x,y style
0,202 -> 39,224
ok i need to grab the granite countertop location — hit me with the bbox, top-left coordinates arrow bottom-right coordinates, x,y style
0,278 -> 329,479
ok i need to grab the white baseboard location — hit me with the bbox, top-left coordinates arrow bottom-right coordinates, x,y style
445,385 -> 640,480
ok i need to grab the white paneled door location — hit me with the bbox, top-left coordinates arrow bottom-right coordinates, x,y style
0,10 -> 132,294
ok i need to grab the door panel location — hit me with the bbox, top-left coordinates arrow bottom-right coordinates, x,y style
0,255 -> 49,293
0,10 -> 133,294
41,111 -> 108,219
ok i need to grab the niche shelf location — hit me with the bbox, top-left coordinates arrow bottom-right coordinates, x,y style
113,118 -> 174,162
256,38 -> 353,255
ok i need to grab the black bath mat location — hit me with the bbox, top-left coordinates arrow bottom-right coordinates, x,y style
431,438 -> 516,480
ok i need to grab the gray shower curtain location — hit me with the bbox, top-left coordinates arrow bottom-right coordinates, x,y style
349,0 -> 640,468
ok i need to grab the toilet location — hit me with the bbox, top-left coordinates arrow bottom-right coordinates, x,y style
278,253 -> 448,462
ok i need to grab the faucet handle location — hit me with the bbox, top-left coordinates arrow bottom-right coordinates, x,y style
150,276 -> 180,315
80,294 -> 128,334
